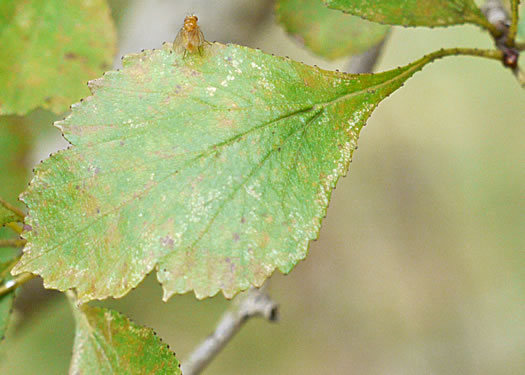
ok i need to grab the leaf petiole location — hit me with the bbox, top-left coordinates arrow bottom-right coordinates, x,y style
478,16 -> 504,39
0,197 -> 25,220
5,222 -> 23,235
0,239 -> 26,248
0,272 -> 35,297
416,47 -> 502,68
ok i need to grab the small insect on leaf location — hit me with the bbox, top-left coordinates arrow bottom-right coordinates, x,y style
174,15 -> 207,57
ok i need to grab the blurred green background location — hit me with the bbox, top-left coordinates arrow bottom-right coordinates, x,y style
1,1 -> 524,374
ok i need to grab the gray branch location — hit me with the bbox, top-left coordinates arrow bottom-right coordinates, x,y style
482,0 -> 523,84
181,286 -> 278,375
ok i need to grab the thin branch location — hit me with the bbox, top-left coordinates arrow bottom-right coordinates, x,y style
507,0 -> 521,46
515,67 -> 525,87
0,197 -> 25,220
181,286 -> 278,375
0,273 -> 35,297
0,239 -> 26,248
482,1 -> 521,70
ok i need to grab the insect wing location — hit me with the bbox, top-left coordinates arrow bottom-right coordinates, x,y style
197,28 -> 205,46
173,28 -> 186,53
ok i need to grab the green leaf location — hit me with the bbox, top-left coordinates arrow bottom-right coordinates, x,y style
0,292 -> 15,342
0,115 -> 30,262
70,303 -> 181,374
0,112 -> 58,260
0,113 -> 49,342
0,259 -> 16,341
276,0 -> 389,60
0,0 -> 116,115
0,111 -> 57,343
324,0 -> 491,28
0,207 -> 17,227
13,43 -> 441,303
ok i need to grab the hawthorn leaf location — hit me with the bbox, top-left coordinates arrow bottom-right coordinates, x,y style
70,303 -> 181,374
276,0 -> 389,60
0,115 -> 31,261
14,43 -> 439,303
0,259 -> 16,341
0,0 -> 116,115
0,114 -> 47,342
0,207 -> 17,227
0,292 -> 14,343
324,0 -> 492,28
0,112 -> 58,258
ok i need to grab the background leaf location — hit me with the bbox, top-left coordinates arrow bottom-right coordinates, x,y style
0,116 -> 32,263
14,43 -> 442,303
0,207 -> 17,227
0,111 -> 61,344
0,0 -> 116,115
276,0 -> 389,60
70,303 -> 180,374
0,116 -> 31,342
0,259 -> 16,341
0,112 -> 58,260
324,0 -> 491,28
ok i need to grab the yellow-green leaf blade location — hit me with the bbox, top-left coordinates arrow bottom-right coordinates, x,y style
0,0 -> 116,115
70,304 -> 181,374
276,0 -> 389,60
324,0 -> 491,28
14,43 -> 434,303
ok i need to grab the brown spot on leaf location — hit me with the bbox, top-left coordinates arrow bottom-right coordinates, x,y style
258,232 -> 270,248
160,236 -> 174,249
220,118 -> 235,128
224,257 -> 236,274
